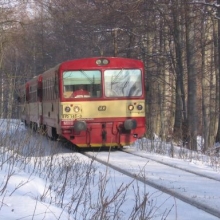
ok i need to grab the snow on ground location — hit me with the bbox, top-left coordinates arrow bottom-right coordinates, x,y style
0,119 -> 220,219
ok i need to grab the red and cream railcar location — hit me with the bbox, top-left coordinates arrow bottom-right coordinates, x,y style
28,75 -> 43,130
18,76 -> 42,130
17,83 -> 28,124
19,57 -> 146,148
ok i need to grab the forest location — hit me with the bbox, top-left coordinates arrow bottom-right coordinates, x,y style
0,0 -> 220,152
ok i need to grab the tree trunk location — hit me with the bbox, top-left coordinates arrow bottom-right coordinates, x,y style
201,12 -> 211,151
185,1 -> 197,150
172,0 -> 187,142
215,0 -> 220,143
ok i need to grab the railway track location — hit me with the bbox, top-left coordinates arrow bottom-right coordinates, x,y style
83,148 -> 220,219
9,124 -> 220,219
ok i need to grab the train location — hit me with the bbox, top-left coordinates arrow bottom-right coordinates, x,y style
17,57 -> 146,148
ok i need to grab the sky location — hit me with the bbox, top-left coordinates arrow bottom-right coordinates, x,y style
0,119 -> 220,220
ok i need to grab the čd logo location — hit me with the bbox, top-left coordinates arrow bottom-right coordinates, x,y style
98,106 -> 106,111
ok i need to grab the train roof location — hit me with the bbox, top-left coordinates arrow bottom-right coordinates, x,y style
58,57 -> 144,70
23,57 -> 144,84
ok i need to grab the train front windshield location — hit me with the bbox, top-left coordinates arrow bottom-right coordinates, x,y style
104,69 -> 142,97
63,70 -> 101,98
63,69 -> 143,98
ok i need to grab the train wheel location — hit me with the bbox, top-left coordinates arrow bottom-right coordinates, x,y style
52,127 -> 59,140
115,145 -> 123,150
30,122 -> 37,132
37,125 -> 45,135
46,126 -> 58,140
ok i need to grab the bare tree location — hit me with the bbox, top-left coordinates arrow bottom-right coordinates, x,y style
216,0 -> 220,144
171,0 -> 187,141
185,0 -> 198,150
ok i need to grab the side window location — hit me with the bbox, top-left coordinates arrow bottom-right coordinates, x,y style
54,73 -> 59,98
43,80 -> 46,101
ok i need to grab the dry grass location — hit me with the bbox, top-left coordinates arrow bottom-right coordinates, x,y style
0,119 -> 171,219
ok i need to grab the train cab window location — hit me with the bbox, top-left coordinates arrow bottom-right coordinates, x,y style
63,70 -> 101,98
104,69 -> 143,97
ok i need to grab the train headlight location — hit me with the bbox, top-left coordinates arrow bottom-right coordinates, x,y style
65,106 -> 71,112
96,58 -> 109,66
137,104 -> 143,111
128,104 -> 134,111
96,59 -> 102,65
102,59 -> 109,65
74,106 -> 80,113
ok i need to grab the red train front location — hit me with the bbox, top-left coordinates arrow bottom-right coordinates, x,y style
19,57 -> 146,148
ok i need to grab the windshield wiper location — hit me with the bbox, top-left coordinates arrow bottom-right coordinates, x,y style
111,69 -> 123,84
122,80 -> 129,95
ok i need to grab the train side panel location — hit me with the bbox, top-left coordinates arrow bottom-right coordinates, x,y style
17,84 -> 29,125
27,76 -> 43,130
41,65 -> 61,138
